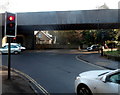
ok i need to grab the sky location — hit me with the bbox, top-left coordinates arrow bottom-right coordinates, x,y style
1,0 -> 120,13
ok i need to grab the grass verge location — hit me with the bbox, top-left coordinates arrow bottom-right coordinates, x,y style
104,50 -> 120,56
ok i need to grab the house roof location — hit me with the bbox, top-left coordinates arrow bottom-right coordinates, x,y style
36,31 -> 52,40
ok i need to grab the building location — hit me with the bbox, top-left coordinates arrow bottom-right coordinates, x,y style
35,31 -> 53,44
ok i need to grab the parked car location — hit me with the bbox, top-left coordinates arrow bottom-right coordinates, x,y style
3,43 -> 26,51
75,69 -> 120,95
0,45 -> 21,54
87,45 -> 100,51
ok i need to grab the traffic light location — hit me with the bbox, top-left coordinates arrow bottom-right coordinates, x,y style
13,37 -> 16,40
5,12 -> 17,37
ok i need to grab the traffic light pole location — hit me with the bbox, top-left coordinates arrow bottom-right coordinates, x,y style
5,12 -> 16,79
8,37 -> 11,80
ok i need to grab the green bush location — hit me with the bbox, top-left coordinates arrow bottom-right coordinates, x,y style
105,50 -> 120,56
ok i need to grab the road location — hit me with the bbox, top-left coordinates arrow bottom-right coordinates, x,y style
2,50 -> 104,94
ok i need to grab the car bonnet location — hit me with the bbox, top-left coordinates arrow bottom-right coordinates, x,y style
79,70 -> 111,79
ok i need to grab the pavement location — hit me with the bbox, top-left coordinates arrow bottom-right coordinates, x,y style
0,49 -> 119,95
77,50 -> 120,70
0,66 -> 37,95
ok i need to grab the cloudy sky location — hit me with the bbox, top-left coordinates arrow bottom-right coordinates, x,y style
1,0 -> 120,13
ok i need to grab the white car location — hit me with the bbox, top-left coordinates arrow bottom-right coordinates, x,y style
87,45 -> 100,51
0,45 -> 21,54
75,69 -> 120,95
3,43 -> 26,51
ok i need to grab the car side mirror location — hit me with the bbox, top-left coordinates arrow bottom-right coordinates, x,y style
102,75 -> 108,83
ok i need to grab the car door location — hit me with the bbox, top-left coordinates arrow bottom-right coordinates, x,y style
10,45 -> 18,53
97,72 -> 120,94
105,72 -> 120,94
2,46 -> 8,53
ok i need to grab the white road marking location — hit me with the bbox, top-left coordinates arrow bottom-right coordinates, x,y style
76,55 -> 107,70
2,65 -> 50,95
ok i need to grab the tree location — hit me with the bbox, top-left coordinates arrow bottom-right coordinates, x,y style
48,29 -> 118,46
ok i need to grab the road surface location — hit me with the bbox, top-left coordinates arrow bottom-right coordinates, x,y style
2,50 -> 104,94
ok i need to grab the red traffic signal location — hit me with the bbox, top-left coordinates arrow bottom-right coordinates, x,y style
8,16 -> 15,21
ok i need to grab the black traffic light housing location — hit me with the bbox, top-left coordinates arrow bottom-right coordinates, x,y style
5,12 -> 17,37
